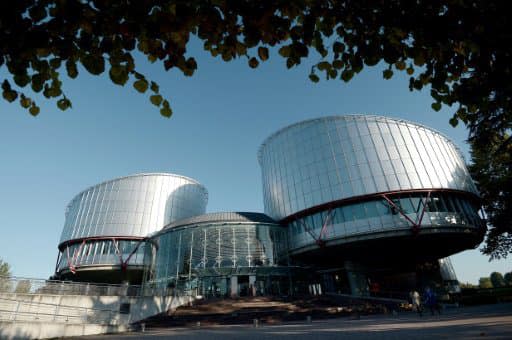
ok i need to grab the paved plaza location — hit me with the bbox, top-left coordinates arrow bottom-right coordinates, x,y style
75,303 -> 512,339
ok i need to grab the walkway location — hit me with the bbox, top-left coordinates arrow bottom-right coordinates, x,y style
71,303 -> 512,339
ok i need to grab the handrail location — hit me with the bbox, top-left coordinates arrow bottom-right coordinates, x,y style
0,296 -> 117,314
0,275 -> 142,296
0,296 -> 127,324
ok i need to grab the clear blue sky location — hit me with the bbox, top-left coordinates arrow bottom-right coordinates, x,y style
0,39 -> 509,284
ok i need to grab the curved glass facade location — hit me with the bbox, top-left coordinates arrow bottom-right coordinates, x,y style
287,191 -> 484,253
55,173 -> 208,281
60,173 -> 208,243
145,212 -> 288,297
258,115 -> 478,220
55,238 -> 150,275
259,115 -> 483,264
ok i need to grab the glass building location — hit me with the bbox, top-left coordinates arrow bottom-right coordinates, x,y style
258,115 -> 485,295
144,212 -> 290,297
54,173 -> 208,283
53,115 -> 485,298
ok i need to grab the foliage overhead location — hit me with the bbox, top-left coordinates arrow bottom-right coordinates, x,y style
469,134 -> 512,260
0,0 -> 509,124
1,1 -> 511,257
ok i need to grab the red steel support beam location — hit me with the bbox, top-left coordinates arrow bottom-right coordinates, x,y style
318,208 -> 335,246
60,236 -> 148,273
67,239 -> 86,274
381,191 -> 432,236
296,208 -> 336,247
121,238 -> 147,270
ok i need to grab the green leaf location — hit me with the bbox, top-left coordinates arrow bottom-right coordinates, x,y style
133,79 -> 148,93
57,98 -> 72,110
383,69 -> 393,79
341,70 -> 354,82
395,60 -> 406,70
317,61 -> 330,71
406,67 -> 414,75
258,47 -> 269,61
20,96 -> 31,108
31,74 -> 44,93
414,54 -> 425,66
29,104 -> 40,116
333,42 -> 345,53
109,65 -> 129,85
66,60 -> 79,79
449,116 -> 459,127
309,74 -> 320,83
160,106 -> 173,117
150,81 -> 159,93
332,60 -> 344,69
133,72 -> 145,80
13,74 -> 30,87
50,58 -> 62,69
150,94 -> 163,106
278,46 -> 291,58
248,57 -> 259,68
81,54 -> 105,75
2,89 -> 17,102
431,102 -> 442,111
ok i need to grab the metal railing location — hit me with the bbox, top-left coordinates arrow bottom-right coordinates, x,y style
0,276 -> 142,297
0,276 -> 188,326
0,296 -> 128,324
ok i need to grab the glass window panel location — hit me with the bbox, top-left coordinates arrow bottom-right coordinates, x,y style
443,195 -> 457,212
460,199 -> 477,223
388,146 -> 400,160
334,207 -> 345,224
399,196 -> 415,214
343,205 -> 354,221
353,203 -> 366,220
377,200 -> 391,215
352,179 -> 364,195
381,160 -> 394,175
365,201 -> 379,218
363,178 -> 377,193
426,195 -> 439,212
432,194 -> 447,212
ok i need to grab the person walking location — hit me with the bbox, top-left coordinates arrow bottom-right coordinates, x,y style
424,287 -> 441,316
411,290 -> 423,316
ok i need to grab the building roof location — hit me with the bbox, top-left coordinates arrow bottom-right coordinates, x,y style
162,212 -> 278,230
67,172 -> 207,208
257,114 -> 459,163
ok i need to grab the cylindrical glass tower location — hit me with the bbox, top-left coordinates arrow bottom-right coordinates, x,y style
145,212 -> 289,297
55,173 -> 208,283
258,115 -> 485,260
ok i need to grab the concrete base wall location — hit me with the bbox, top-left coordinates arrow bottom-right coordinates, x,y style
0,321 -> 129,340
0,293 -> 193,339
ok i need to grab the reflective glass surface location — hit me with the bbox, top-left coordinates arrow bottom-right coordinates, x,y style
258,115 -> 479,220
286,191 -> 484,252
147,221 -> 287,286
56,239 -> 148,271
438,257 -> 458,281
59,173 -> 208,243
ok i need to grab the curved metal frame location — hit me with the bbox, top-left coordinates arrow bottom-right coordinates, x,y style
287,188 -> 484,248
56,236 -> 148,275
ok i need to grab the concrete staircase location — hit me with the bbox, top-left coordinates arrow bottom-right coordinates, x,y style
137,295 -> 389,328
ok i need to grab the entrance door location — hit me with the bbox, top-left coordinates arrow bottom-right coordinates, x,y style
238,275 -> 249,296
